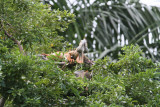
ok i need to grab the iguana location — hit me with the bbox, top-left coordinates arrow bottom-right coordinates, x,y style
41,38 -> 92,64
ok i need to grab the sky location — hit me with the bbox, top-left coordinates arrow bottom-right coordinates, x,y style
140,0 -> 160,6
69,0 -> 160,7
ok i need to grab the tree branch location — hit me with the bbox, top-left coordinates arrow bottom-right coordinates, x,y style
0,97 -> 7,107
0,19 -> 25,55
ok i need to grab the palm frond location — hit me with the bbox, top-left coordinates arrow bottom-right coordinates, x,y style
49,0 -> 160,61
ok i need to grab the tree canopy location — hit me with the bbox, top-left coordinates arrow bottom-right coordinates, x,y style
0,0 -> 160,107
0,0 -> 75,54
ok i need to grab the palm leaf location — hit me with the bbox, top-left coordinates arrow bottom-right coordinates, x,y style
48,0 -> 160,61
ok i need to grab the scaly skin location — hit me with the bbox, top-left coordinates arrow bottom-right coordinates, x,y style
41,38 -> 89,64
41,50 -> 80,64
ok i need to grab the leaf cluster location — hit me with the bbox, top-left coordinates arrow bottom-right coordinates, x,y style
89,45 -> 160,106
0,0 -> 75,53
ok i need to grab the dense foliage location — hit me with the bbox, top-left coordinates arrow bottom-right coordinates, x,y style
0,0 -> 74,54
0,0 -> 75,106
0,0 -> 160,107
89,45 -> 160,106
1,43 -> 160,106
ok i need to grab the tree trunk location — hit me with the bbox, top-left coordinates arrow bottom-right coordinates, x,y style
0,97 -> 7,107
13,39 -> 25,55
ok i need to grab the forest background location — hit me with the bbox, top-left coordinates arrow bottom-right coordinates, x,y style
0,0 -> 160,106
